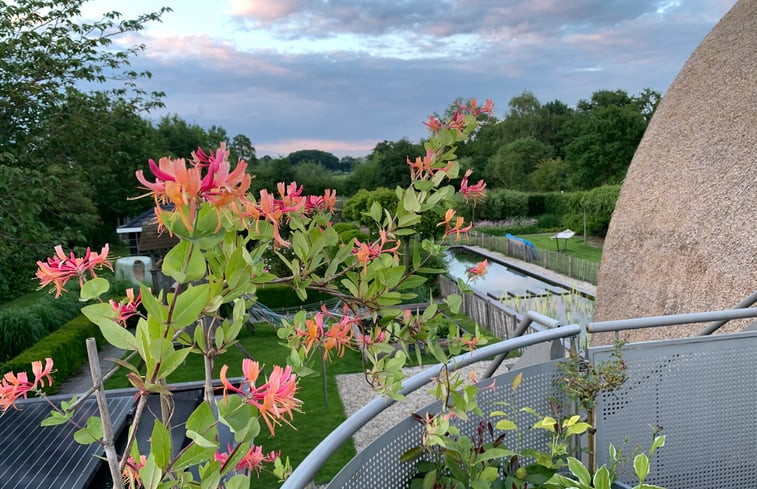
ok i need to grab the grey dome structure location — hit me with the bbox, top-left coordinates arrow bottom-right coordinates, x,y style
594,0 -> 756,340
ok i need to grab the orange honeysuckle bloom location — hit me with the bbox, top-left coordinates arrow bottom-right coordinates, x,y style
36,244 -> 112,298
460,169 -> 487,204
466,260 -> 489,282
122,454 -> 146,487
423,115 -> 443,132
136,144 -> 252,232
293,313 -> 324,355
1,358 -> 54,413
438,209 -> 472,241
323,314 -> 356,359
220,360 -> 302,436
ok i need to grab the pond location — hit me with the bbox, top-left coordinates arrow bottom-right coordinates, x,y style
446,249 -> 595,325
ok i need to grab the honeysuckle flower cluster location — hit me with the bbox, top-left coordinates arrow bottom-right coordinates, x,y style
35,244 -> 112,297
0,358 -> 54,413
220,359 -> 301,436
215,444 -> 280,475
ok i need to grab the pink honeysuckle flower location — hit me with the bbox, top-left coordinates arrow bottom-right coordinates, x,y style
220,360 -> 302,436
0,358 -> 54,413
36,244 -> 112,298
357,328 -> 386,349
109,288 -> 142,325
466,260 -> 489,282
423,115 -> 443,132
31,358 -> 54,389
122,454 -> 146,487
293,312 -> 324,355
460,169 -> 487,204
236,444 -> 280,474
352,229 -> 401,274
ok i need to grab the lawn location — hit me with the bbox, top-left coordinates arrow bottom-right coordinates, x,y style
517,233 -> 603,263
105,324 -> 364,485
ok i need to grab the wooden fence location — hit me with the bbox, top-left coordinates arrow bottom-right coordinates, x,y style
458,233 -> 600,285
440,275 -> 522,340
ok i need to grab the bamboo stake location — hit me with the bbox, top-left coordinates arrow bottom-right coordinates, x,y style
86,338 -> 125,489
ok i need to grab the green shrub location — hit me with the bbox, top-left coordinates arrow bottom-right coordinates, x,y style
536,213 -> 561,230
255,284 -> 333,310
563,185 -> 621,237
341,188 -> 397,225
0,315 -> 103,394
0,291 -> 82,362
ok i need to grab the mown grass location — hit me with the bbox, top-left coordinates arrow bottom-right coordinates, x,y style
105,324 -> 363,484
518,233 -> 603,263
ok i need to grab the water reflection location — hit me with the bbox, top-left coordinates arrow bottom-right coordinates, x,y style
446,250 -> 594,325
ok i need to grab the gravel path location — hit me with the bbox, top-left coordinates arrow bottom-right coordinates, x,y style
335,357 -> 518,453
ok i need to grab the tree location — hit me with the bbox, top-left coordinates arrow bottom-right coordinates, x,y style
485,137 -> 554,189
565,104 -> 646,189
229,133 -> 257,163
287,149 -> 340,171
0,0 -> 168,156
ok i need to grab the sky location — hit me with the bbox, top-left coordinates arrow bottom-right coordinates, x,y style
80,0 -> 737,158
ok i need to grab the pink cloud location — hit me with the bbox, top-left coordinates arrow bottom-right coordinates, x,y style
231,0 -> 300,21
256,138 -> 380,157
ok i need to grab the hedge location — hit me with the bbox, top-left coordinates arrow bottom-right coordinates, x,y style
0,315 -> 103,394
255,284 -> 334,310
0,291 -> 82,362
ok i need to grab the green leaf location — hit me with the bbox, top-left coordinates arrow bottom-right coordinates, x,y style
523,463 -> 557,484
151,420 -> 172,469
140,285 -> 167,323
186,429 -> 218,449
171,284 -> 210,329
225,474 -> 251,489
403,189 -> 421,213
445,294 -> 462,314
158,347 -> 192,378
200,469 -> 221,489
567,457 -> 591,486
81,303 -> 136,350
593,466 -> 611,489
139,455 -> 162,489
400,446 -> 424,463
634,453 -> 650,481
650,435 -> 666,455
162,241 -> 205,284
73,416 -> 103,445
533,416 -> 558,432
186,402 -> 216,433
368,201 -> 382,223
41,410 -> 72,426
80,277 -> 109,301
495,419 -> 518,431
217,395 -> 259,443
565,422 -> 592,437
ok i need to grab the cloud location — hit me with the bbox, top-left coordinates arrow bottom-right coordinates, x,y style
230,0 -> 301,21
255,138 -> 380,158
98,0 -> 736,157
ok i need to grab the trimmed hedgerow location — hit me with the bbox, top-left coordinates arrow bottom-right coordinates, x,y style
0,291 -> 82,362
0,315 -> 103,394
255,284 -> 333,310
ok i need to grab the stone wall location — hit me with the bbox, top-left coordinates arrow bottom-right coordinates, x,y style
594,0 -> 756,341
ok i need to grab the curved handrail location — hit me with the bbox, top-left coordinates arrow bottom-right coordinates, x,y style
283,307 -> 757,489
698,290 -> 757,335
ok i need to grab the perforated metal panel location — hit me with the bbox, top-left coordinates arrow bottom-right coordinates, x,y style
327,361 -> 565,489
591,330 -> 757,489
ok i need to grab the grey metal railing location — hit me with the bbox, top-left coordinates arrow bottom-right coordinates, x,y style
282,306 -> 757,489
698,290 -> 757,335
